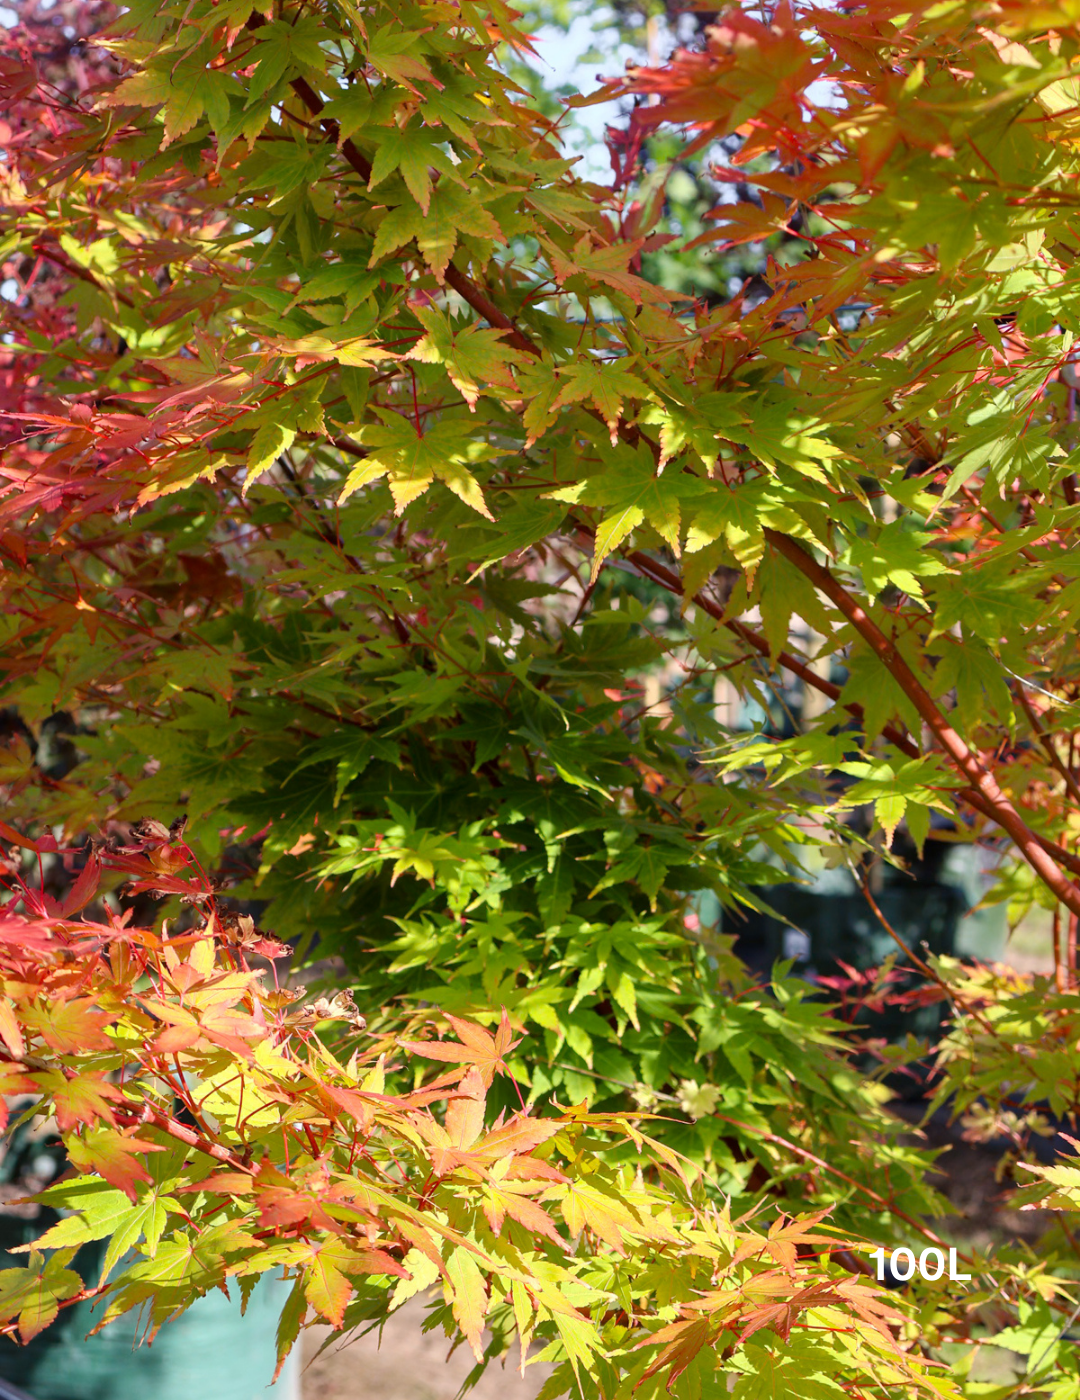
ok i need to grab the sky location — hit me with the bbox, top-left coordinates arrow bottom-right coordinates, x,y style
518,5 -> 650,177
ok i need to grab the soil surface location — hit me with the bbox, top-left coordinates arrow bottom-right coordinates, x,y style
301,1306 -> 551,1400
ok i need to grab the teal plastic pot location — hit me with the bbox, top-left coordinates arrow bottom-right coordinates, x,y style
0,1212 -> 299,1400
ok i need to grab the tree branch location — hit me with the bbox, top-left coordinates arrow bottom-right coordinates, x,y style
764,529 -> 1080,918
245,17 -> 543,361
605,537 -> 1080,882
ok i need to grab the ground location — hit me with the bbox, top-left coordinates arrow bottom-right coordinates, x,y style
301,1306 -> 550,1400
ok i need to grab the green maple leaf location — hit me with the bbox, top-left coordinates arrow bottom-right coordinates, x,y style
367,25 -> 438,90
99,1193 -> 173,1286
320,84 -> 398,143
743,400 -> 843,481
454,496 -> 568,573
684,481 -> 768,576
838,756 -> 956,846
731,1341 -> 849,1400
368,202 -> 425,269
245,16 -> 328,101
0,1253 -> 82,1344
291,255 -> 380,317
160,64 -> 209,144
33,1178 -> 145,1241
244,144 -> 330,202
419,184 -> 505,279
30,1179 -> 174,1287
369,185 -> 503,281
547,443 -> 707,579
685,479 -> 828,580
345,411 -> 496,517
102,53 -> 228,146
844,520 -> 950,601
98,1221 -> 252,1333
591,841 -> 690,914
929,562 -> 1038,643
753,548 -> 837,658
931,636 -> 1013,733
418,74 -> 493,147
518,360 -> 562,445
551,359 -> 652,444
839,646 -> 922,741
368,125 -> 463,214
246,421 -> 296,494
274,1279 -> 308,1383
409,305 -> 518,407
640,391 -> 750,469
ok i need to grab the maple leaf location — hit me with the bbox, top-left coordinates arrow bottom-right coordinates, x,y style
545,235 -> 663,304
473,1114 -> 564,1161
683,481 -> 770,576
408,306 -> 518,409
446,1246 -> 488,1363
0,919 -> 56,954
0,55 -> 37,103
66,1128 -> 164,1202
413,1080 -> 565,1179
833,1276 -> 907,1341
692,190 -> 795,250
32,1069 -> 126,1132
0,997 -> 25,1060
399,1009 -> 519,1088
302,1241 -> 354,1326
550,361 -> 652,446
638,1316 -> 713,1385
21,999 -> 113,1054
246,422 -> 296,495
759,1212 -> 841,1274
367,25 -> 441,92
0,1252 -> 82,1344
368,124 -> 463,215
844,520 -> 951,602
0,1063 -> 35,1131
302,1237 -> 408,1326
639,392 -> 750,470
839,646 -> 923,742
548,442 -> 709,578
550,1179 -> 647,1254
0,817 -> 56,854
369,186 -> 504,282
0,733 -> 36,798
345,411 -> 495,518
481,1178 -> 563,1244
253,1160 -> 350,1235
99,56 -> 231,147
444,1065 -> 487,1149
59,855 -> 102,918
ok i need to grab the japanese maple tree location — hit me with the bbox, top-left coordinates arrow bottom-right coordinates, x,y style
3,0 -> 1080,1397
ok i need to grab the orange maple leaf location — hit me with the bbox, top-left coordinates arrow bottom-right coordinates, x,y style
398,1008 -> 519,1087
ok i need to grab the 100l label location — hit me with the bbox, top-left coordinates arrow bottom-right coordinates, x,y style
870,1247 -> 971,1282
